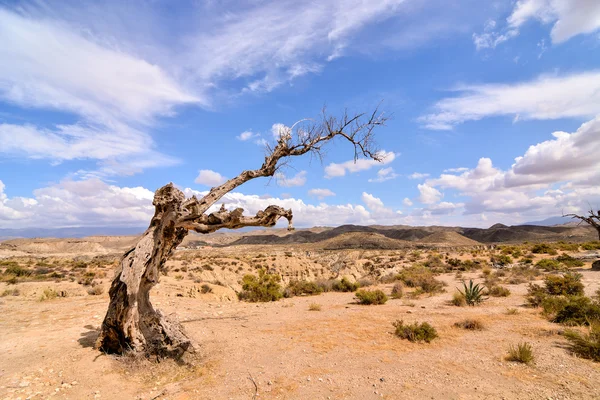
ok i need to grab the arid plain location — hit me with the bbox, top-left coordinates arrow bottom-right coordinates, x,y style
1,224 -> 599,400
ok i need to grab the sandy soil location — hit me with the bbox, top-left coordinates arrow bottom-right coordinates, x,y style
1,261 -> 599,400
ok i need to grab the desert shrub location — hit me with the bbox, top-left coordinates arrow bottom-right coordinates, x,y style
392,320 -> 438,343
200,284 -> 212,294
78,272 -> 96,286
458,280 -> 486,306
544,273 -> 584,296
87,285 -> 104,296
488,285 -> 511,297
423,254 -> 445,271
554,241 -> 580,252
506,342 -> 534,364
308,303 -> 322,311
531,243 -> 557,255
390,282 -> 404,299
526,283 -> 547,307
355,289 -> 388,305
506,308 -> 519,315
1,288 -> 20,297
541,296 -> 569,317
453,319 -> 484,330
555,254 -> 584,268
284,280 -> 323,298
536,259 -> 563,271
594,288 -> 600,302
491,254 -> 512,266
238,269 -> 282,302
332,277 -> 360,292
460,259 -> 479,271
564,324 -> 600,362
581,241 -> 600,250
451,291 -> 467,306
552,296 -> 600,326
357,278 -> 374,288
314,279 -> 335,292
39,288 -> 59,301
4,264 -> 30,277
397,265 -> 444,294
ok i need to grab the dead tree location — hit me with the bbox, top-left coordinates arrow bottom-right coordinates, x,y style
564,208 -> 600,240
95,108 -> 387,357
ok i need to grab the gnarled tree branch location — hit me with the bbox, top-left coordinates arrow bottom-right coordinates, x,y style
564,208 -> 600,240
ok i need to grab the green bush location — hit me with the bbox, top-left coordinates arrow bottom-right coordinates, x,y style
564,324 -> 600,362
458,280 -> 486,306
544,273 -> 584,296
491,254 -> 512,266
332,277 -> 360,292
355,289 -> 388,305
536,259 -> 563,271
392,320 -> 438,343
581,241 -> 600,250
506,342 -> 534,364
531,243 -> 557,255
552,296 -> 600,326
283,280 -> 323,298
541,296 -> 569,316
4,264 -> 31,277
397,265 -> 444,294
526,283 -> 547,307
488,285 -> 511,297
556,254 -> 584,268
238,269 -> 283,302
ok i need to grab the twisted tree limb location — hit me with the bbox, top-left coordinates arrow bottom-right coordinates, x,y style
96,107 -> 387,357
564,208 -> 600,240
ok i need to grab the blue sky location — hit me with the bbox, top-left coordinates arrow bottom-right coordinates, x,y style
0,0 -> 599,229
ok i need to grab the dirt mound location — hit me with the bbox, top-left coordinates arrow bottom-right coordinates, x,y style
319,232 -> 408,250
420,231 -> 481,246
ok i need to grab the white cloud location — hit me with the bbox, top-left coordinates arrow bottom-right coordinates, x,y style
473,0 -> 600,50
0,7 -> 199,175
443,167 -> 469,173
419,71 -> 600,130
195,169 -> 228,186
417,184 -> 442,204
368,167 -> 399,183
237,130 -> 257,141
409,172 -> 430,180
0,179 -> 154,228
421,116 -> 600,219
275,170 -> 307,187
403,197 -> 413,207
325,150 -> 396,178
308,188 -> 336,200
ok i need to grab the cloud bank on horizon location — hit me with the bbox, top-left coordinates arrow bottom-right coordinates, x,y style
0,0 -> 599,230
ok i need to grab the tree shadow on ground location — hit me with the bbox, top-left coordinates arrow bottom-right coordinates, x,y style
78,324 -> 100,348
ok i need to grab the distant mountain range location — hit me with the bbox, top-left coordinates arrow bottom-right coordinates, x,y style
0,226 -> 145,241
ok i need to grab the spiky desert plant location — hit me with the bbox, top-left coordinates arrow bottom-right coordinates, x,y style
506,342 -> 534,364
458,280 -> 486,306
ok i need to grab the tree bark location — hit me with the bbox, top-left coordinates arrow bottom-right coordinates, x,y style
96,184 -> 192,357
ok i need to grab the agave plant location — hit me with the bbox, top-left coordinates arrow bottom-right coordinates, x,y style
458,280 -> 486,306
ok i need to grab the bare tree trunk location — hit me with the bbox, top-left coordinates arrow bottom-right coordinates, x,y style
94,108 -> 387,358
96,184 -> 192,357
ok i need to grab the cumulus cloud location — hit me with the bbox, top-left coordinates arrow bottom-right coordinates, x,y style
403,197 -> 413,207
421,116 -> 600,219
419,71 -> 600,130
308,188 -> 336,200
324,150 -> 396,178
417,184 -> 443,205
368,167 -> 400,183
237,131 -> 258,141
195,169 -> 227,186
275,171 -> 307,187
